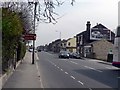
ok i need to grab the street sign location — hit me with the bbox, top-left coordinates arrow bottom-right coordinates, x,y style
23,34 -> 36,40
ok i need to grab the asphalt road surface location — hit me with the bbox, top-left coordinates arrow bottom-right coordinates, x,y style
37,51 -> 120,89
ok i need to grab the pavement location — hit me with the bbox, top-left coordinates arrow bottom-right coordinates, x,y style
83,58 -> 112,65
1,51 -> 42,88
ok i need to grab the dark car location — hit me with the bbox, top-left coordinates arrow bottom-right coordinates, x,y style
37,49 -> 41,52
59,51 -> 69,59
72,52 -> 81,59
69,52 -> 74,58
29,48 -> 37,53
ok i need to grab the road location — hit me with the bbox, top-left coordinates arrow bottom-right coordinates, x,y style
37,51 -> 120,89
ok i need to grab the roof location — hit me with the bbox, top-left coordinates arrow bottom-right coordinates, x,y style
92,23 -> 108,29
76,31 -> 87,36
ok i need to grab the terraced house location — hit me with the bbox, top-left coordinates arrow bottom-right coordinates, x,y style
66,36 -> 77,53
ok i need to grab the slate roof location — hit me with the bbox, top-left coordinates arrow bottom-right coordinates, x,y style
92,24 -> 108,29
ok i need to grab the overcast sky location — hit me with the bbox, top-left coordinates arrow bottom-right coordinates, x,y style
35,0 -> 119,46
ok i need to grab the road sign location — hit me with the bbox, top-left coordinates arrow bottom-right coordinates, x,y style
23,34 -> 36,40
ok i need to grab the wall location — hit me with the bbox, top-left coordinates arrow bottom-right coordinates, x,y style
93,40 -> 114,61
66,37 -> 76,52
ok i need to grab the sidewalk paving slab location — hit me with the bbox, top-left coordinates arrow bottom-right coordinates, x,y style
2,51 -> 41,88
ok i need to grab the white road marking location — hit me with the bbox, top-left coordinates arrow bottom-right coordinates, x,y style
70,61 -> 78,64
65,72 -> 68,75
84,66 -> 94,70
78,81 -> 84,85
84,66 -> 102,72
54,65 -> 57,67
58,59 -> 68,61
70,76 -> 75,79
60,69 -> 63,71
89,88 -> 93,90
57,67 -> 60,69
35,61 -> 44,88
49,61 -> 54,65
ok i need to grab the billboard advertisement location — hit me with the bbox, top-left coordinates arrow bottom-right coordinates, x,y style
90,28 -> 111,40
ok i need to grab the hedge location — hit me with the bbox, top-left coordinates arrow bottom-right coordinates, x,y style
2,8 -> 26,73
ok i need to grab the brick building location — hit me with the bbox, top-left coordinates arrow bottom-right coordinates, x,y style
76,21 -> 115,59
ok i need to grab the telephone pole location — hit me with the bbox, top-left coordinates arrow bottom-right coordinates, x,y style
32,2 -> 37,64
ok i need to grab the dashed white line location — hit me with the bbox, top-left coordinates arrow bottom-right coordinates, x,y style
89,88 -> 93,90
70,76 -> 75,80
60,69 -> 63,71
48,61 -> 87,88
93,69 -> 102,72
70,61 -> 78,65
65,72 -> 68,75
49,61 -> 54,65
84,66 -> 102,72
78,81 -> 84,85
84,66 -> 94,70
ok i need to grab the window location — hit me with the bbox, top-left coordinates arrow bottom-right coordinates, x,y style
68,42 -> 70,46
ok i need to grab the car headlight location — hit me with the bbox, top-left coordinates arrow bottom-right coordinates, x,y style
67,54 -> 69,56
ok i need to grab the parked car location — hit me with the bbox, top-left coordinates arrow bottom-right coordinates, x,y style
69,52 -> 74,58
29,48 -> 37,53
59,51 -> 69,59
37,49 -> 41,52
34,49 -> 37,53
71,52 -> 81,59
29,48 -> 33,52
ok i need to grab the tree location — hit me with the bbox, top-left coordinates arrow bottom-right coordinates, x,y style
1,0 -> 75,71
1,0 -> 75,32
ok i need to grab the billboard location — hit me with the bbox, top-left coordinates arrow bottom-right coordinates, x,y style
90,28 -> 111,40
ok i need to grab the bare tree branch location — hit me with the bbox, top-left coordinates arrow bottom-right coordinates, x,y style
2,0 -> 75,32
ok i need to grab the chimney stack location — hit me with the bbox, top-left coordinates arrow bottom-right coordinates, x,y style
86,21 -> 91,31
